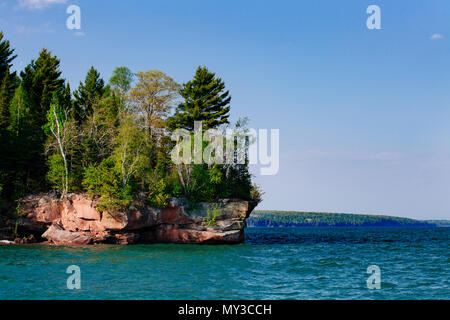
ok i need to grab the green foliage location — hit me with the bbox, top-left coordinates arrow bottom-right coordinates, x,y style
250,183 -> 264,203
0,31 -> 17,77
46,153 -> 65,190
0,30 -> 256,216
202,205 -> 221,227
82,158 -> 131,213
21,49 -> 64,125
0,65 -> 12,129
2,47 -> 64,201
247,211 -> 433,228
186,164 -> 222,203
109,66 -> 134,96
167,66 -> 230,131
0,32 -> 18,203
148,177 -> 169,208
73,66 -> 105,122
13,199 -> 23,237
0,31 -> 17,102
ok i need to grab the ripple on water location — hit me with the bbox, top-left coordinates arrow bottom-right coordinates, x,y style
0,227 -> 448,300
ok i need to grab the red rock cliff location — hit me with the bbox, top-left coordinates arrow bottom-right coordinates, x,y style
18,193 -> 257,245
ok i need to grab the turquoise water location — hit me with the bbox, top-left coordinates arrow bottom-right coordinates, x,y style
0,227 -> 448,300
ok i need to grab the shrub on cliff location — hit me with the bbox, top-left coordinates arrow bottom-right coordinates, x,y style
82,158 -> 132,212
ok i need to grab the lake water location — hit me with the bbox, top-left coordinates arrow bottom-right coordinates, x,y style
0,227 -> 448,300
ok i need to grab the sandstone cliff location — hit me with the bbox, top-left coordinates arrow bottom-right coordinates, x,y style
17,193 -> 256,245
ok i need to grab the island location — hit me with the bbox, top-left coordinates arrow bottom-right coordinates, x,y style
0,31 -> 262,245
247,210 -> 437,228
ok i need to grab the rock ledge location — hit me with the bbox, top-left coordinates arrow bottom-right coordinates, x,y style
18,193 -> 257,245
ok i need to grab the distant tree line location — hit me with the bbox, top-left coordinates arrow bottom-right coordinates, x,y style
247,211 -> 435,227
0,31 -> 262,215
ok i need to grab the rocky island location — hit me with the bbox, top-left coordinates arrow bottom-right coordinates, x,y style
0,34 -> 263,246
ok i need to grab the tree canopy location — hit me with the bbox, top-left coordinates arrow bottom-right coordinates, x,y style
0,30 -> 262,218
167,66 -> 231,131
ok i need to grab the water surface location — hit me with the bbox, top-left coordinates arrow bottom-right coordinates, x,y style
0,227 -> 448,299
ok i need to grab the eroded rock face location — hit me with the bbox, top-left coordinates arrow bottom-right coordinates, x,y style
20,193 -> 63,232
19,193 -> 257,245
42,224 -> 92,245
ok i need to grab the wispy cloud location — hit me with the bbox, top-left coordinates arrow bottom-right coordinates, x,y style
430,33 -> 444,40
17,0 -> 67,10
16,21 -> 55,34
73,31 -> 85,37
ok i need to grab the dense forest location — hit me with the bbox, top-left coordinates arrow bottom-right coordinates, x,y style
247,211 -> 436,227
0,31 -> 262,217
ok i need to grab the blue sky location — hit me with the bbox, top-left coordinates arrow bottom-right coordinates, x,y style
1,0 -> 449,219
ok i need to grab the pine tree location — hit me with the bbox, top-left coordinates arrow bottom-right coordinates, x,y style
17,49 -> 65,191
167,66 -> 231,131
0,31 -> 17,83
21,49 -> 64,128
0,32 -> 18,130
73,66 -> 105,123
0,32 -> 17,202
0,66 -> 11,129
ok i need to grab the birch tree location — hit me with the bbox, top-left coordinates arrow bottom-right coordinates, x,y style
44,93 -> 75,195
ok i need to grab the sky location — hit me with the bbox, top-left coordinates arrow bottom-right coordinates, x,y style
0,0 -> 449,219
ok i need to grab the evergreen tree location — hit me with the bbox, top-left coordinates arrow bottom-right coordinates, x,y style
0,32 -> 18,130
73,66 -> 105,123
0,66 -> 11,129
21,49 -> 64,128
17,49 -> 65,191
0,32 -> 17,203
0,31 -> 17,84
167,66 -> 231,131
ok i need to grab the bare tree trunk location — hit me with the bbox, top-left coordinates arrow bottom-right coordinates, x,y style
52,107 -> 70,195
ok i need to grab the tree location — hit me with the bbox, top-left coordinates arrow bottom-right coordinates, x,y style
8,84 -> 28,137
109,66 -> 134,98
73,66 -> 105,123
0,39 -> 257,213
70,68 -> 116,182
0,66 -> 11,129
0,31 -> 17,86
167,66 -> 231,131
21,49 -> 64,127
44,92 -> 76,194
0,32 -> 18,204
83,158 -> 132,213
17,49 -> 65,192
112,115 -> 146,186
128,70 -> 179,139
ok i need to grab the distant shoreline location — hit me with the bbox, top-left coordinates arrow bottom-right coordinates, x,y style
247,210 -> 450,228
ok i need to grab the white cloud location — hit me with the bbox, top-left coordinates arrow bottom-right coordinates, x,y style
18,0 -> 67,10
73,31 -> 85,37
16,21 -> 55,34
430,33 -> 444,40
